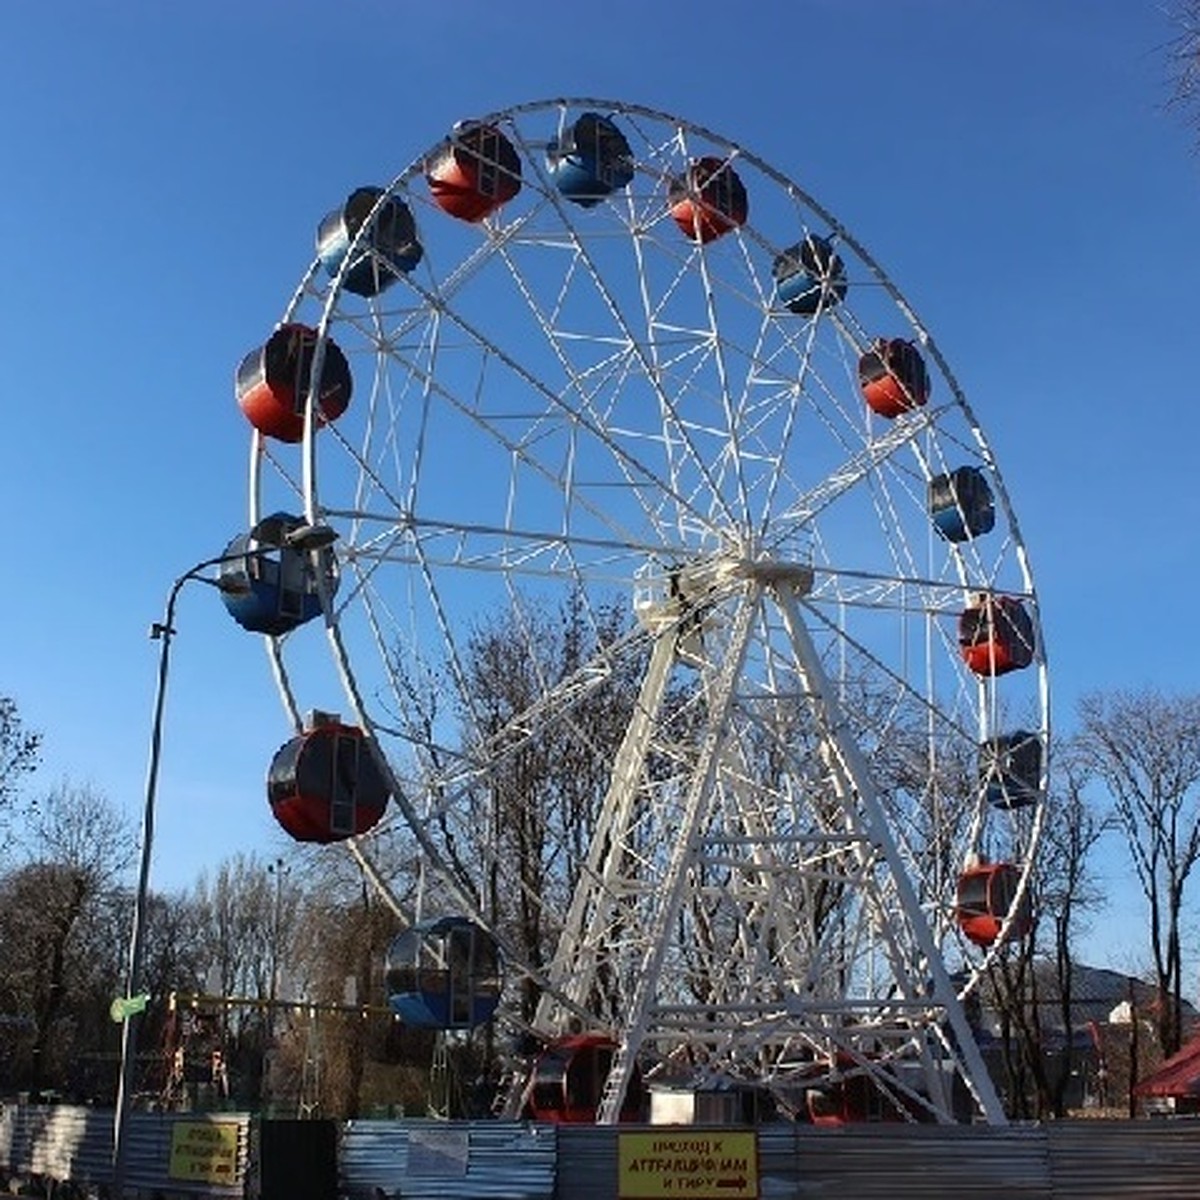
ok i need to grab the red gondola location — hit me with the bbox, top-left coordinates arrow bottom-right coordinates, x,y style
266,714 -> 389,844
804,1055 -> 927,1125
426,122 -> 522,223
527,1034 -> 644,1124
858,338 -> 930,418
236,324 -> 352,443
668,157 -> 748,244
956,862 -> 1032,948
958,594 -> 1035,677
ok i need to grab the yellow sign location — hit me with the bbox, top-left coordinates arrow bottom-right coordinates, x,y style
619,1131 -> 758,1198
168,1120 -> 241,1185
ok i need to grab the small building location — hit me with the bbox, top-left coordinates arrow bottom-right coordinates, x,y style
1133,1032 -> 1200,1116
969,961 -> 1199,1115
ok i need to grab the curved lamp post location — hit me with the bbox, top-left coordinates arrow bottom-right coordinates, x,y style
110,521 -> 337,1196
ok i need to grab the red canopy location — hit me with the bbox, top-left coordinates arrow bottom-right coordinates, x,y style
1133,1034 -> 1200,1098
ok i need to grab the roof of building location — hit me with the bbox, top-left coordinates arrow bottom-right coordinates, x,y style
1133,1033 -> 1200,1098
973,961 -> 1197,1035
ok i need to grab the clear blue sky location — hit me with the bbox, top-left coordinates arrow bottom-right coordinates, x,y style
0,2 -> 1195,979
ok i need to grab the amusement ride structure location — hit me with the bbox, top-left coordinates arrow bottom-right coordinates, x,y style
225,99 -> 1047,1126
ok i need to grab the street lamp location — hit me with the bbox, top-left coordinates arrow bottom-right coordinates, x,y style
110,520 -> 337,1196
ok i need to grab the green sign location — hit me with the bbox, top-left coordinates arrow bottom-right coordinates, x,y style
109,993 -> 149,1022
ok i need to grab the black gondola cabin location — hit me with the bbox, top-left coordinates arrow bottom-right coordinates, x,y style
773,235 -> 848,316
929,466 -> 995,542
218,513 -> 337,636
527,1034 -> 644,1124
956,862 -> 1032,948
426,122 -> 522,223
316,187 -> 423,297
236,324 -> 352,444
958,594 -> 1035,677
858,338 -> 930,418
980,730 -> 1042,810
385,917 -> 501,1029
267,714 -> 389,844
668,157 -> 748,244
546,112 -> 634,207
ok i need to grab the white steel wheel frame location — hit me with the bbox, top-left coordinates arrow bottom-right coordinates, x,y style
247,99 -> 1048,1126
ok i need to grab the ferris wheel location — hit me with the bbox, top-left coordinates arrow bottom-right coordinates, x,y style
234,99 -> 1048,1126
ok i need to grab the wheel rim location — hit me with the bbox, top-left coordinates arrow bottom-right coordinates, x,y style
246,98 -> 1047,1124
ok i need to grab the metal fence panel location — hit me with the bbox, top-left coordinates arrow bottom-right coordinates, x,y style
121,1111 -> 250,1197
0,1104 -> 249,1197
7,1107 -> 1200,1199
791,1125 -> 1051,1198
557,1124 -> 1050,1200
557,1121 -> 1200,1200
0,1103 -> 115,1189
1046,1119 -> 1200,1199
554,1126 -> 617,1200
339,1119 -> 556,1199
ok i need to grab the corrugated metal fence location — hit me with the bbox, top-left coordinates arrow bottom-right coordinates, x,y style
4,1107 -> 1200,1198
0,1104 -> 248,1197
341,1120 -> 1200,1200
341,1119 -> 556,1198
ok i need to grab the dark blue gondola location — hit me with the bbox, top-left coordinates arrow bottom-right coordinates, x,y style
385,917 -> 501,1030
316,187 -> 423,298
980,730 -> 1041,810
218,513 -> 338,635
546,112 -> 635,208
773,234 -> 847,316
929,466 -> 996,542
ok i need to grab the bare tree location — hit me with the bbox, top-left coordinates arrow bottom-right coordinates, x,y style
193,853 -> 279,1003
0,783 -> 132,1094
1039,751 -> 1110,1115
987,746 -> 1111,1118
1167,2 -> 1200,135
1075,689 -> 1200,1054
0,696 -> 40,845
185,852 -> 313,1102
452,592 -> 653,1022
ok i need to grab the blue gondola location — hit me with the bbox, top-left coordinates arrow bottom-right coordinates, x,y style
929,466 -> 995,542
385,917 -> 501,1030
218,513 -> 338,635
546,112 -> 635,207
316,187 -> 423,298
773,235 -> 847,315
980,730 -> 1041,810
